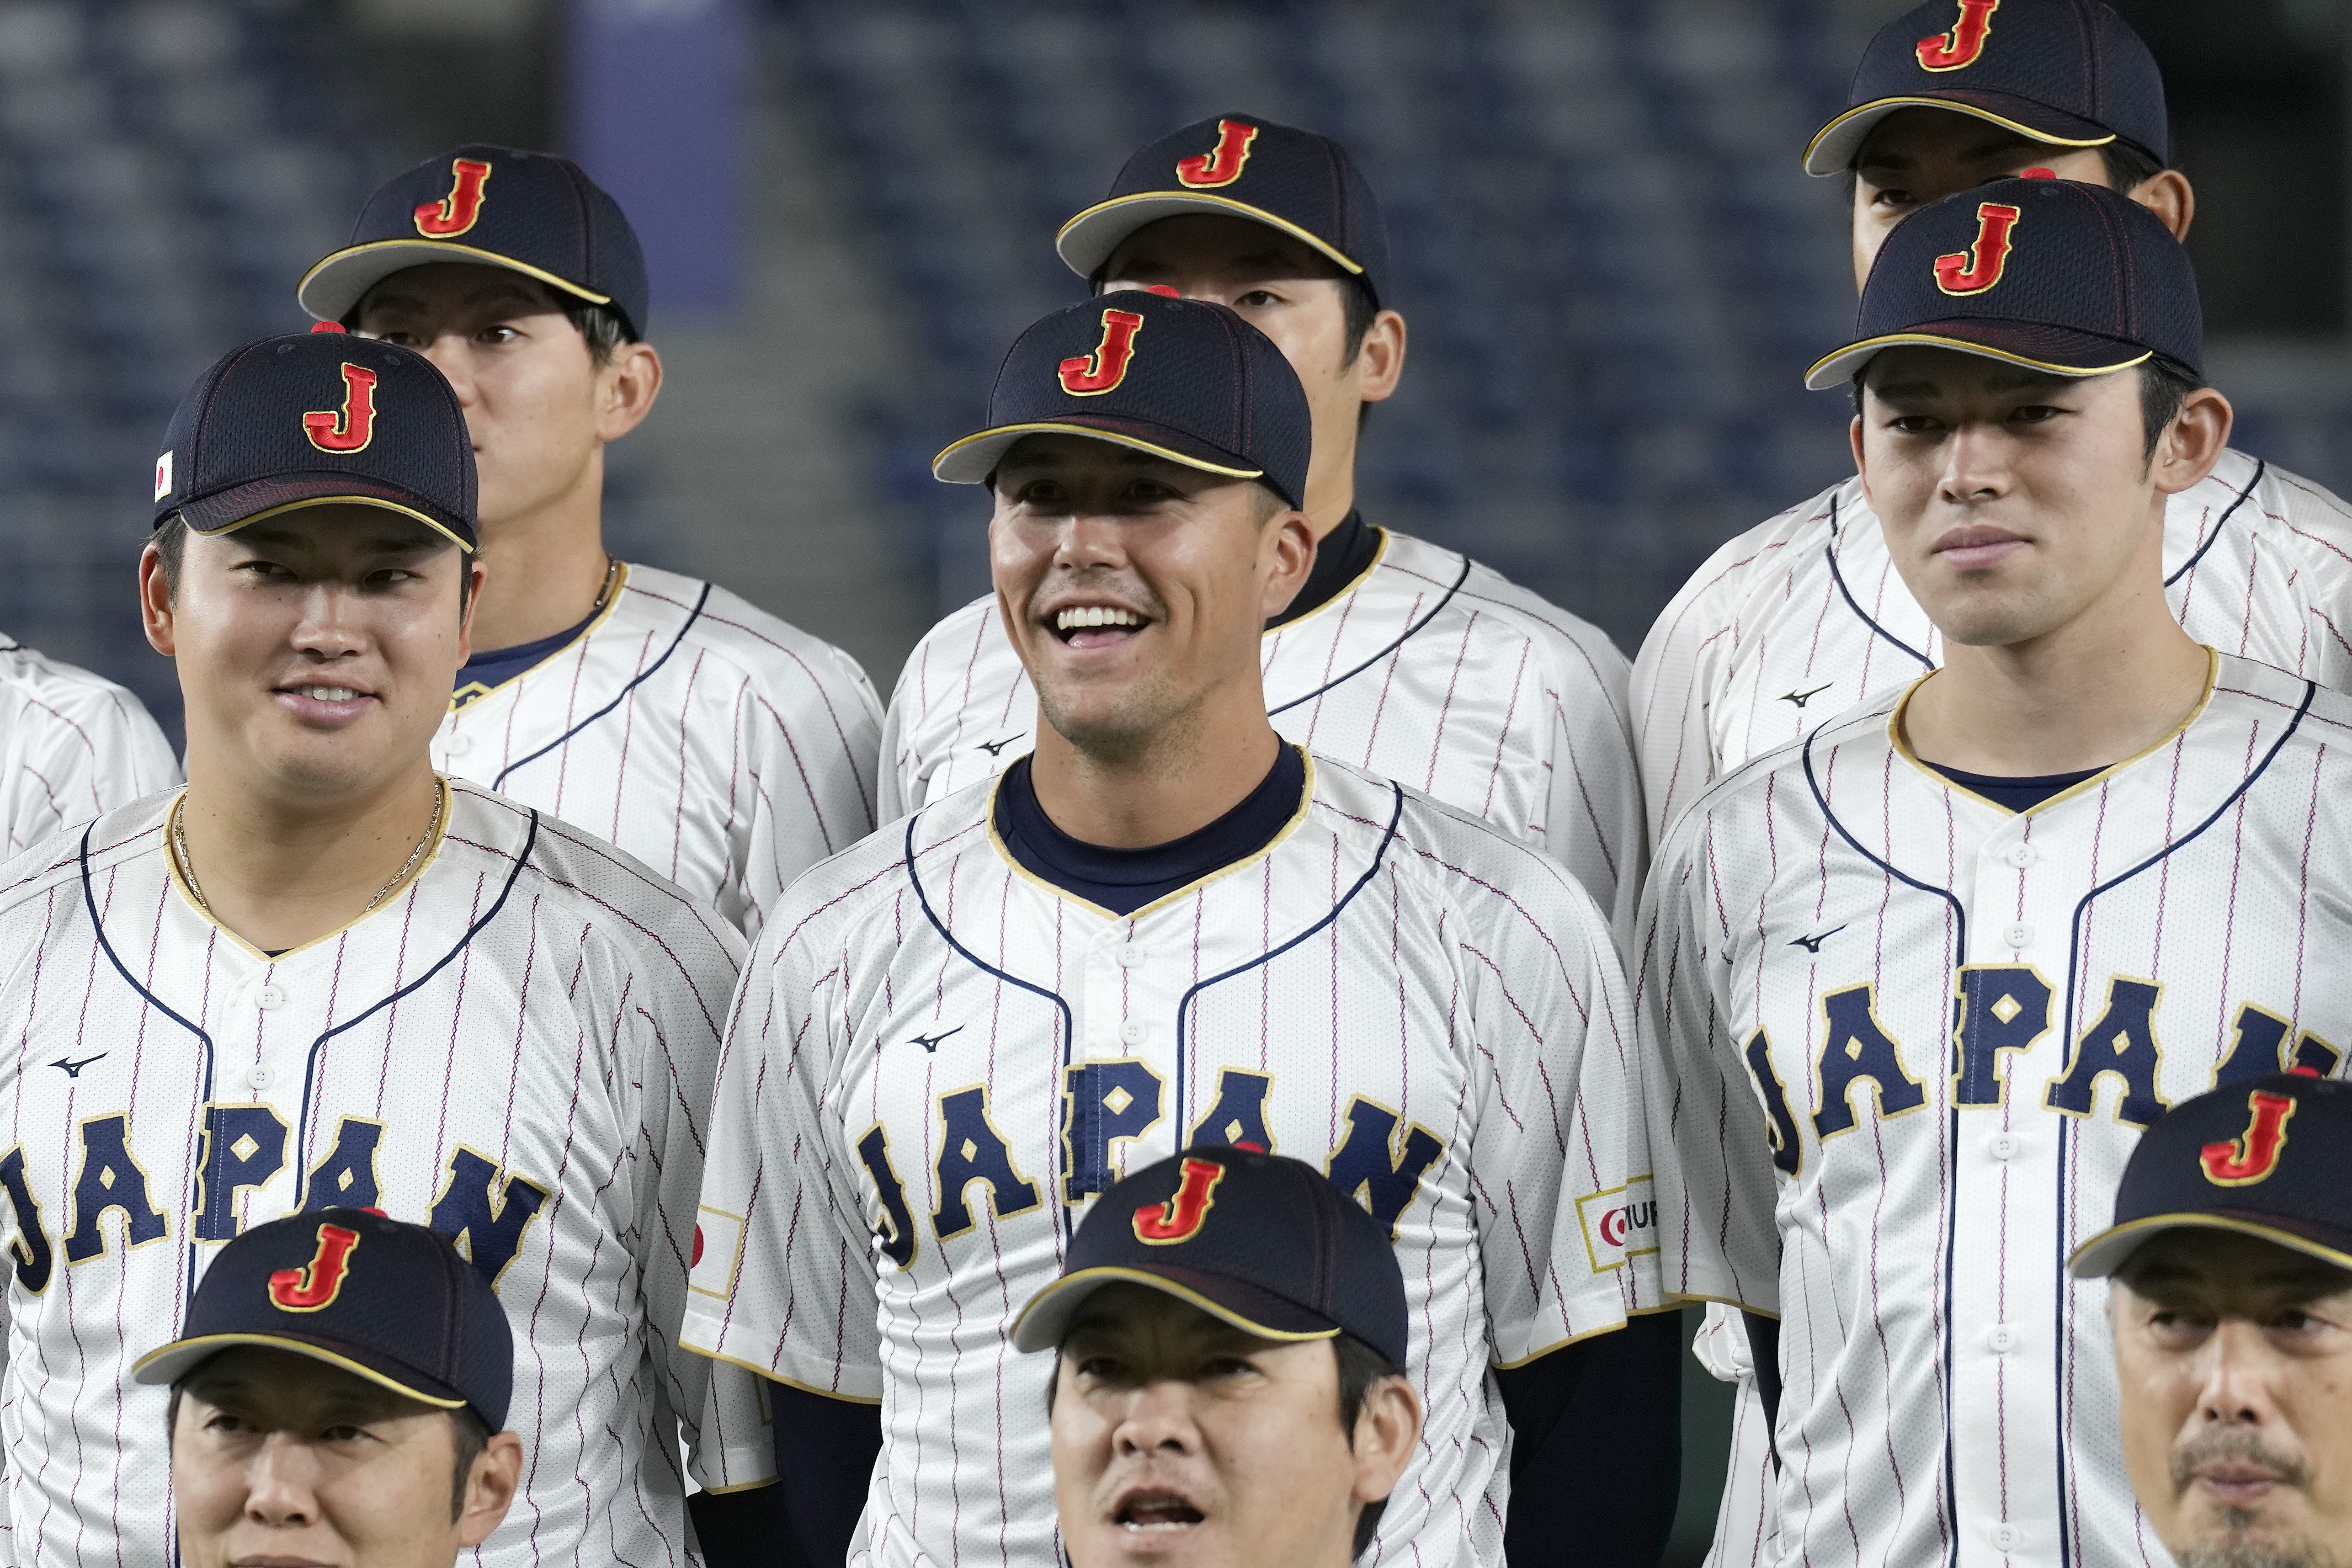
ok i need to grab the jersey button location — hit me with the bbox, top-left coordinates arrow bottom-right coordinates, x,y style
255,983 -> 287,1011
2002,922 -> 2033,949
2002,843 -> 2037,869
1115,945 -> 1146,969
1990,1523 -> 2022,1553
444,733 -> 474,757
1119,1021 -> 1145,1046
1989,1132 -> 2022,1160
1986,1323 -> 2018,1354
246,1064 -> 275,1091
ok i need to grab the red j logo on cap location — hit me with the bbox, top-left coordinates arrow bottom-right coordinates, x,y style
1916,0 -> 1999,71
1133,1157 -> 1225,1244
1933,202 -> 2022,296
1175,119 -> 1259,189
268,1223 -> 362,1313
2201,1091 -> 2298,1186
303,363 -> 380,454
1058,309 -> 1146,396
414,158 -> 492,238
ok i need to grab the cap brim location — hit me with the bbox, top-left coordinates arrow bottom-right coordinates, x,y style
2068,1212 -> 2352,1280
176,475 -> 475,553
1011,1264 -> 1344,1354
1804,320 -> 2154,391
132,1330 -> 471,1409
933,417 -> 1267,488
1804,93 -> 2120,177
1056,193 -> 1367,283
298,240 -> 612,326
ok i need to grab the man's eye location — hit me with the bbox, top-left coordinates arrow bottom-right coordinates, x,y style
1202,1357 -> 1257,1380
320,1423 -> 370,1443
370,330 -> 417,346
478,325 -> 520,345
2012,405 -> 2062,424
1075,1356 -> 1127,1382
1886,415 -> 1941,435
1867,186 -> 1914,211
1016,484 -> 1065,508
203,1412 -> 247,1433
1234,290 -> 1278,309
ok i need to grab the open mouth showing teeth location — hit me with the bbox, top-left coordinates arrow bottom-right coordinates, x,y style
293,686 -> 362,702
1116,1493 -> 1204,1530
1053,606 -> 1146,647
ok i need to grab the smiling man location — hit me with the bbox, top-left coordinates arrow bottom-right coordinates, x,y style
0,329 -> 769,1567
299,145 -> 881,935
685,289 -> 1669,1568
1639,179 -> 2352,1568
1012,1148 -> 1422,1568
2070,1072 -> 2352,1568
883,113 -> 1645,949
137,1208 -> 525,1568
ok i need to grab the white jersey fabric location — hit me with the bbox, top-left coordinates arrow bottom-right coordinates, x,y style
0,635 -> 178,858
1638,651 -> 2352,1568
435,561 -> 883,935
880,528 -> 1646,941
0,781 -> 772,1568
684,753 -> 1658,1568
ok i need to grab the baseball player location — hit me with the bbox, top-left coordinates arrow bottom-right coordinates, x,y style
297,144 -> 882,935
0,638 -> 178,861
1012,1148 -> 1422,1568
137,1208 -> 526,1568
881,114 -> 1646,944
1630,4 -> 2352,1548
0,330 -> 772,1568
1641,178 -> 2352,1568
2071,1074 -> 2352,1568
684,290 -> 1674,1568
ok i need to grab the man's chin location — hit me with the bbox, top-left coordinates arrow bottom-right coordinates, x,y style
2176,1516 -> 2338,1568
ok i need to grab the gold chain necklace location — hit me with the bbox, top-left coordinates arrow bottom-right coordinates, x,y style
171,782 -> 446,918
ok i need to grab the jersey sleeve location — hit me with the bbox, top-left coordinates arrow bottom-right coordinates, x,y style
1456,845 -> 1660,1363
5,680 -> 178,857
735,644 -> 882,937
1629,564 -> 1732,856
682,899 -> 884,1403
876,657 -> 921,825
1635,814 -> 1782,1314
1538,633 -> 1646,951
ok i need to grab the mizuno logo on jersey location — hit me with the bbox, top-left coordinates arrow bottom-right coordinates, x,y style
1741,972 -> 2339,1178
1779,684 -> 1834,709
2200,1090 -> 2297,1186
1934,202 -> 2022,297
49,1052 -> 106,1079
414,157 -> 492,237
1059,309 -> 1145,396
1915,0 -> 1998,70
1175,118 -> 1260,188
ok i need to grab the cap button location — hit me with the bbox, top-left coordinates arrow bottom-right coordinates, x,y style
1143,284 -> 1180,298
2020,167 -> 2056,180
309,321 -> 348,334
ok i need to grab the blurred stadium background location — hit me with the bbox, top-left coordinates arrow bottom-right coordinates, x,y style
0,0 -> 2340,1555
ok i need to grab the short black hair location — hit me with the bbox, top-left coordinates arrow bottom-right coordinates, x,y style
1045,1327 -> 1408,1561
151,513 -> 474,614
1849,354 -> 2206,464
167,1379 -> 491,1522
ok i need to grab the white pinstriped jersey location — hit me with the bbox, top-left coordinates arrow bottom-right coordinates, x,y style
0,636 -> 178,859
0,781 -> 773,1568
1638,652 -> 2352,1568
683,753 -> 1657,1568
1633,451 -> 2352,847
880,529 -> 1647,941
434,562 -> 883,935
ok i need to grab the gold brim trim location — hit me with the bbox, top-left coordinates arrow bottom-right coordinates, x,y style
187,493 -> 475,554
1012,1265 -> 1342,1353
1805,333 -> 2150,390
132,1332 -> 470,1409
1803,98 -> 2117,175
932,423 -> 1265,484
298,240 -> 612,315
1056,192 -> 1366,279
2068,1212 -> 2352,1279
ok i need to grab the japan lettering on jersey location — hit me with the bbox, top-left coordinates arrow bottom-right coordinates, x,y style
0,636 -> 179,857
1638,653 -> 2352,1568
684,755 -> 1657,1568
1633,451 -> 2352,846
881,530 -> 1646,941
435,562 -> 883,935
0,783 -> 773,1568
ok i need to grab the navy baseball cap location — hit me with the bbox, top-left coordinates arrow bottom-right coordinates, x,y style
1805,0 -> 2168,176
134,1208 -> 515,1430
154,330 -> 477,550
1011,1147 -> 1409,1367
2071,1072 -> 2352,1279
298,144 -> 649,339
1804,175 -> 2199,390
1057,114 -> 1391,310
932,290 -> 1312,510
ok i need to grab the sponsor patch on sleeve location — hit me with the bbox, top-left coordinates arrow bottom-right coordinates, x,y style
688,1205 -> 747,1300
1575,1175 -> 1658,1273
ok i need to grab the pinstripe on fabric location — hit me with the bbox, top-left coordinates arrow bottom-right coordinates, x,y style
0,637 -> 180,861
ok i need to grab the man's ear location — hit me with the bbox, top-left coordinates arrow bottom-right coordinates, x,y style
2150,387 -> 2232,497
594,340 -> 663,443
456,556 -> 488,664
1348,1374 -> 1423,1507
140,542 -> 176,657
2131,170 -> 2195,243
1848,410 -> 1875,511
1351,310 -> 1408,405
458,1430 -> 526,1546
1261,508 -> 1317,620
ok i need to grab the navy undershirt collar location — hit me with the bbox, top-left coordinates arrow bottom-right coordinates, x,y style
452,606 -> 601,704
1269,510 -> 1377,629
1928,761 -> 2102,813
995,745 -> 1308,915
